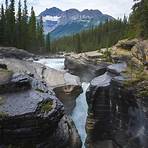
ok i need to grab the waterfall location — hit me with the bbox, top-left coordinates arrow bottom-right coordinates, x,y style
72,82 -> 90,148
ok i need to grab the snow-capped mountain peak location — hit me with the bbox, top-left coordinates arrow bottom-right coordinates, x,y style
39,7 -> 114,37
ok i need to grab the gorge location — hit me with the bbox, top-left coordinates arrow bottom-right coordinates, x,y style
0,38 -> 148,148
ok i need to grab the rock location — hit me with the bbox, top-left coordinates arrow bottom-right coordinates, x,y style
0,58 -> 82,114
0,47 -> 36,60
85,62 -> 148,148
131,40 -> 148,65
65,54 -> 109,82
0,69 -> 13,85
0,72 -> 82,148
0,64 -> 7,70
115,38 -> 138,50
85,140 -> 117,148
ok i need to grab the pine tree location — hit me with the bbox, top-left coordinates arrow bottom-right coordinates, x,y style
75,34 -> 82,53
46,33 -> 51,52
140,0 -> 148,38
36,16 -> 44,50
0,4 -> 5,44
22,0 -> 28,49
16,0 -> 22,48
5,0 -> 8,9
8,0 -> 15,45
28,6 -> 36,50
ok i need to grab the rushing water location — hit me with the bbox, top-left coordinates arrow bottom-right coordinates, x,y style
36,58 -> 89,147
35,58 -> 65,71
72,82 -> 89,148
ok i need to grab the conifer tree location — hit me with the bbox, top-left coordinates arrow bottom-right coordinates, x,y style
16,0 -> 22,47
22,0 -> 28,49
8,0 -> 15,45
46,33 -> 51,52
36,16 -> 44,49
0,4 -> 5,44
28,6 -> 36,49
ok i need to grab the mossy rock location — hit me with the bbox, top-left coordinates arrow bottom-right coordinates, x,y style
0,111 -> 8,118
0,96 -> 5,105
40,100 -> 53,113
0,69 -> 13,84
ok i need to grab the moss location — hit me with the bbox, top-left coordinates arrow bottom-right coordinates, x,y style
123,65 -> 148,87
0,112 -> 8,118
0,96 -> 5,105
35,88 -> 44,93
138,90 -> 148,97
40,100 -> 53,112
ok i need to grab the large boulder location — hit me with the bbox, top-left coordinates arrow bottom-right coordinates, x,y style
65,53 -> 109,82
0,58 -> 82,114
115,38 -> 138,50
0,68 -> 82,148
112,39 -> 148,68
131,40 -> 148,65
85,62 -> 148,148
0,47 -> 37,60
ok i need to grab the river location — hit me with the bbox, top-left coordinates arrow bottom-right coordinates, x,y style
36,58 -> 89,148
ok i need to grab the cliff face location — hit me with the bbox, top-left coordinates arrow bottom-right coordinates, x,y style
86,63 -> 148,148
0,64 -> 82,148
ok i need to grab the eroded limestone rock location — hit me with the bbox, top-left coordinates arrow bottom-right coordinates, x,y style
0,58 -> 82,114
85,62 -> 148,148
0,70 -> 82,148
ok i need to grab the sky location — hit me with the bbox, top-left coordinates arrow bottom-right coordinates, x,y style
0,0 -> 134,18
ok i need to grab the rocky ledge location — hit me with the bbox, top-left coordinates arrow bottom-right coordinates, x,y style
85,61 -> 148,148
65,51 -> 109,82
0,47 -> 37,60
0,58 -> 82,114
0,66 -> 82,148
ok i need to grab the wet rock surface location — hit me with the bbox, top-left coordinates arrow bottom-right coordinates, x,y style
0,58 -> 82,114
85,62 -> 148,148
65,54 -> 109,82
0,66 -> 82,148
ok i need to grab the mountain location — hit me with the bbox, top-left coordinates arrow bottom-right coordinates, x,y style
39,7 -> 114,38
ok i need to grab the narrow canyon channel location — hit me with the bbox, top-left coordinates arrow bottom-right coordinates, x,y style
36,58 -> 89,148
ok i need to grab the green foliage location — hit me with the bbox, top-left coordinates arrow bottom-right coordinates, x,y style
0,112 -> 8,118
51,19 -> 129,53
0,4 -> 5,44
46,33 -> 51,52
40,101 -> 53,112
0,0 -> 46,53
50,0 -> 148,53
129,0 -> 148,38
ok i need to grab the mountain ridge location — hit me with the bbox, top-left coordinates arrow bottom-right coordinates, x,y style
39,7 -> 114,38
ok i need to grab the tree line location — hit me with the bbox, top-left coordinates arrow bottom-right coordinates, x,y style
51,0 -> 148,53
0,0 -> 51,53
0,0 -> 147,54
51,18 -> 128,53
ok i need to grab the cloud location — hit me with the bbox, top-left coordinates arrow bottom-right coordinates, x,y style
33,0 -> 134,18
0,0 -> 134,18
